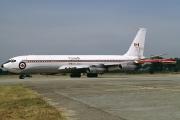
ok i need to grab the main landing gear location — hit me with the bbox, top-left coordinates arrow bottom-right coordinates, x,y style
70,73 -> 98,78
70,73 -> 81,78
87,73 -> 98,78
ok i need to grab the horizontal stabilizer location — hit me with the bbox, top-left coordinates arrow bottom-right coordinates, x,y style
136,58 -> 176,64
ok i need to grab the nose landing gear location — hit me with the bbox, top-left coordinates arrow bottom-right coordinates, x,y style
19,75 -> 25,79
19,74 -> 32,79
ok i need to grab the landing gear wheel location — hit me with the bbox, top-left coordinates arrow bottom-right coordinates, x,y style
19,75 -> 25,79
70,73 -> 81,78
87,73 -> 98,78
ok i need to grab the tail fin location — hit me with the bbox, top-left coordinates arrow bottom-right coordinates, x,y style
124,28 -> 146,58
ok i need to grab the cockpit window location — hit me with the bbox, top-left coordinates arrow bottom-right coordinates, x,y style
4,59 -> 16,63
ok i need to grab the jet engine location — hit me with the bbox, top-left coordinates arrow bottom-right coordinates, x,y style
118,64 -> 137,70
86,66 -> 107,73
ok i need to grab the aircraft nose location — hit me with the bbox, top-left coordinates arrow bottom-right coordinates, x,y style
1,64 -> 4,68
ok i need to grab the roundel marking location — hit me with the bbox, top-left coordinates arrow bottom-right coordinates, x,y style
19,62 -> 26,69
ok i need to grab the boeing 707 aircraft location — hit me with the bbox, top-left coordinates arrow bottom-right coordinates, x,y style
1,28 -> 176,79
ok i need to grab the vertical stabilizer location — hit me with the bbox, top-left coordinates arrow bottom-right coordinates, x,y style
124,28 -> 146,58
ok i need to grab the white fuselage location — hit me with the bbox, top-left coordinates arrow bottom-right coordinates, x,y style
3,55 -> 137,74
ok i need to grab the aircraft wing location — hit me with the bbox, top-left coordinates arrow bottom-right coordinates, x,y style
58,61 -> 140,73
58,65 -> 89,73
57,58 -> 176,73
102,62 -> 134,68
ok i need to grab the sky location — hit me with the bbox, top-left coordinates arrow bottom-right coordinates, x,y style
1,0 -> 180,65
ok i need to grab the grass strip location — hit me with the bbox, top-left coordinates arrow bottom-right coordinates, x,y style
0,84 -> 66,120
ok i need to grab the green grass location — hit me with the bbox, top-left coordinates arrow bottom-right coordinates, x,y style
0,84 -> 67,120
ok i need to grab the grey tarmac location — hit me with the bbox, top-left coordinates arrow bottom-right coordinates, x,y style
1,74 -> 180,120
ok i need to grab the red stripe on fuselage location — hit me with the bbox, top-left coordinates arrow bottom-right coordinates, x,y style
22,60 -> 132,63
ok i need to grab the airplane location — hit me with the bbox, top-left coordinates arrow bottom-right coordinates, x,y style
1,28 -> 176,79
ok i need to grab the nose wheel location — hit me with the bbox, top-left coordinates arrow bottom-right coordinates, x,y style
19,75 -> 25,79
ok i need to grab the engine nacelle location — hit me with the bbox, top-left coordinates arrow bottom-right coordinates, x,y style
118,64 -> 137,70
86,67 -> 107,73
